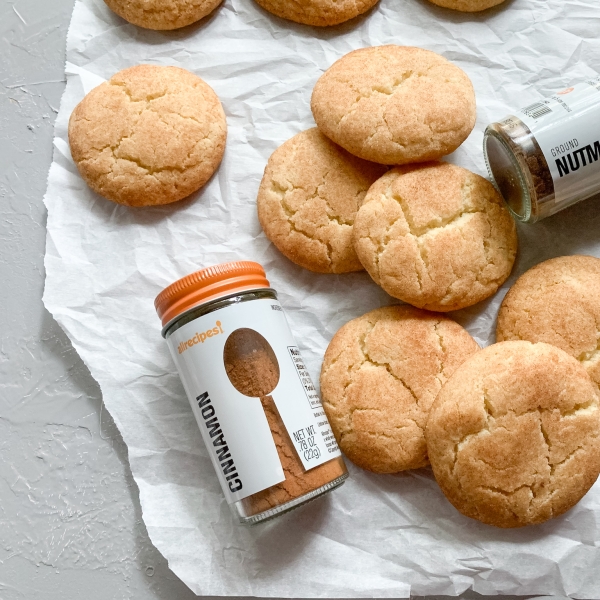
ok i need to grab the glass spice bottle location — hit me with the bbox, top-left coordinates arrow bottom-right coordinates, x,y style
155,261 -> 348,525
484,76 -> 600,223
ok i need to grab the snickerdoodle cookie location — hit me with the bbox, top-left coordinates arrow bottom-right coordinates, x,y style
352,162 -> 517,311
310,46 -> 476,165
257,128 -> 386,273
497,255 -> 600,388
320,306 -> 479,473
68,65 -> 227,207
104,0 -> 221,30
426,341 -> 600,528
254,0 -> 378,26
427,0 -> 506,11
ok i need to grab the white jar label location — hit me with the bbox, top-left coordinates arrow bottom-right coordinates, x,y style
518,77 -> 600,207
166,298 -> 341,504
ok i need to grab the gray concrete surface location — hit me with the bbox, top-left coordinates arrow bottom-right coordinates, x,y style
0,0 -> 579,598
1,1 -> 199,597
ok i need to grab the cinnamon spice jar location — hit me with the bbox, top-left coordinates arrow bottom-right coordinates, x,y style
155,261 -> 348,525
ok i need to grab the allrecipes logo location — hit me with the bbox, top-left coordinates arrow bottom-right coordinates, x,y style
178,321 -> 224,354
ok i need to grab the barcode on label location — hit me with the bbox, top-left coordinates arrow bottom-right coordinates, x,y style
586,78 -> 600,92
522,102 -> 553,119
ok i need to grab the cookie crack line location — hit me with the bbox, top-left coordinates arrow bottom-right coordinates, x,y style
332,321 -> 376,440
449,391 -> 495,475
449,398 -> 598,486
344,407 -> 420,434
361,335 -> 420,406
76,88 -> 220,175
391,182 -> 481,239
334,68 -> 429,130
438,252 -> 461,305
272,164 -> 356,228
109,79 -> 169,106
308,166 -> 355,228
337,323 -> 376,404
374,185 -> 430,291
349,323 -> 426,438
83,127 -> 214,177
475,483 -> 540,523
107,78 -> 221,130
578,336 -> 600,363
538,415 -> 553,509
454,215 -> 509,290
476,482 -> 534,498
433,321 -> 448,383
373,181 -> 482,295
270,181 -> 333,266
474,211 -> 516,286
485,398 -> 597,421
317,168 -> 362,226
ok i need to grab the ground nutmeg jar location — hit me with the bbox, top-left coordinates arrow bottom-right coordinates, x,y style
484,76 -> 600,223
155,261 -> 348,525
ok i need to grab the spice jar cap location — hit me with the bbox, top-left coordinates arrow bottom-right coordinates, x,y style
155,261 -> 270,328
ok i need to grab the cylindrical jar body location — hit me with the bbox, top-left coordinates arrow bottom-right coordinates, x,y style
484,77 -> 600,223
156,262 -> 347,525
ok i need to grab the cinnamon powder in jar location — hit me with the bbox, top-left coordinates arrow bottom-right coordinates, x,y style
156,261 -> 348,525
223,328 -> 347,516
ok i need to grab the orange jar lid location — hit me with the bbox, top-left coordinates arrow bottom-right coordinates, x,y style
155,261 -> 270,329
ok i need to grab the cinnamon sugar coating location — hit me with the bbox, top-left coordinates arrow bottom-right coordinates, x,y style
311,46 -> 476,165
68,65 -> 226,207
352,162 -> 517,311
104,0 -> 222,30
426,341 -> 600,528
427,0 -> 506,12
254,0 -> 378,27
320,306 -> 479,473
497,255 -> 600,388
257,128 -> 386,273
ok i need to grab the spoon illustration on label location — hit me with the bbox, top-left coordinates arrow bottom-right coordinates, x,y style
223,328 -> 315,509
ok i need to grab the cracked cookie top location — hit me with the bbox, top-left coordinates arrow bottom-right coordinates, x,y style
497,255 -> 600,388
310,46 -> 476,165
426,0 -> 506,12
426,341 -> 600,528
103,0 -> 223,30
352,162 -> 517,311
257,128 -> 386,273
320,305 -> 479,473
68,65 -> 227,207
253,0 -> 378,26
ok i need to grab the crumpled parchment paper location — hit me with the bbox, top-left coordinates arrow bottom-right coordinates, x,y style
43,0 -> 600,596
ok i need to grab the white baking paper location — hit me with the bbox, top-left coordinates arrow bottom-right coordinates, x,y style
43,0 -> 600,596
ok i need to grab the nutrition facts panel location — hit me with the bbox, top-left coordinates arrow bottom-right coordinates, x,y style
288,346 -> 322,410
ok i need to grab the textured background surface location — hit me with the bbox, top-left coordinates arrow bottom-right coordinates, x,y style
0,0 -> 575,598
0,1 -> 198,597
